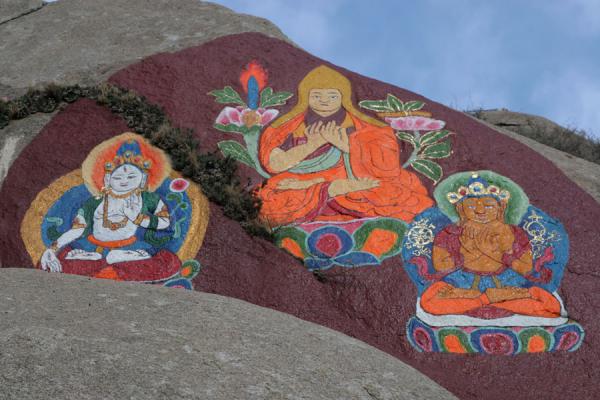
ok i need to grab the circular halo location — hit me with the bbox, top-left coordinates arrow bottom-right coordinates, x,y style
81,132 -> 171,196
434,170 -> 530,225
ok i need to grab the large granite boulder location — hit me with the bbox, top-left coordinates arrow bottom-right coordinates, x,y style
1,2 -> 600,400
0,0 -> 43,25
0,268 -> 455,400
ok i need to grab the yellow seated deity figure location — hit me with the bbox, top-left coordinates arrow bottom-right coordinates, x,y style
420,174 -> 561,319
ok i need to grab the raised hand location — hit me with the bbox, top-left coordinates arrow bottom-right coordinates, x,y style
320,121 -> 349,153
122,193 -> 143,221
304,121 -> 326,149
41,248 -> 62,272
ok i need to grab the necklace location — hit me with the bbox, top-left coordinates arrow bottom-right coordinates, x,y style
101,188 -> 141,230
103,188 -> 142,199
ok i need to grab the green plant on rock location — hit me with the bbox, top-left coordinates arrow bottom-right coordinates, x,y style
0,82 -> 271,239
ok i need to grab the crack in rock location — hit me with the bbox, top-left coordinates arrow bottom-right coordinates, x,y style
0,2 -> 46,26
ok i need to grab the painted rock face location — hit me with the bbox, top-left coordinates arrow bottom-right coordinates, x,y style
1,33 -> 599,400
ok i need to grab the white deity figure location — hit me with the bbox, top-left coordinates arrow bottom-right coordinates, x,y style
40,139 -> 172,272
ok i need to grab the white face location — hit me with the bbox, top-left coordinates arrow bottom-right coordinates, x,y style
108,164 -> 144,193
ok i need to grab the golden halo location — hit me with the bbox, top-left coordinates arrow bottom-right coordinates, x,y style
81,132 -> 171,196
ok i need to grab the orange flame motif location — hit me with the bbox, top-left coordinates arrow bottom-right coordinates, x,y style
239,60 -> 268,93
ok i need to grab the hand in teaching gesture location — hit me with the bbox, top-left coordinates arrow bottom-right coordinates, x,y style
320,121 -> 350,153
122,193 -> 143,221
304,121 -> 327,149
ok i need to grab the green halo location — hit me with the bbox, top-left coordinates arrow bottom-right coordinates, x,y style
434,170 -> 530,225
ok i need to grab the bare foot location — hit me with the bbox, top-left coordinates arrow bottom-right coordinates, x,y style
106,249 -> 151,264
66,249 -> 103,261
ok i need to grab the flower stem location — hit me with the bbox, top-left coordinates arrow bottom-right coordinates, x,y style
402,130 -> 421,168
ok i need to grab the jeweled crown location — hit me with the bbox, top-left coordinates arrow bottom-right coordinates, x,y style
104,140 -> 151,173
446,173 -> 510,204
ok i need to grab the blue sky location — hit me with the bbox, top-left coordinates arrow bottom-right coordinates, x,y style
43,0 -> 599,137
212,0 -> 600,138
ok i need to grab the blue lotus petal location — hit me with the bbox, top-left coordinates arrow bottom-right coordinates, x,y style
307,226 -> 354,259
163,278 -> 193,290
305,257 -> 334,271
334,251 -> 380,267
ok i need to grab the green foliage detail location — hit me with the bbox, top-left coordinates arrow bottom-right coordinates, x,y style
421,141 -> 452,159
396,131 -> 416,146
208,86 -> 246,106
45,216 -> 65,241
46,227 -> 61,242
359,95 -> 426,113
166,192 -> 182,202
217,140 -> 255,168
420,130 -> 452,147
260,87 -> 293,108
214,123 -> 245,134
404,101 -> 425,111
358,99 -> 392,112
411,159 -> 443,183
386,94 -> 404,112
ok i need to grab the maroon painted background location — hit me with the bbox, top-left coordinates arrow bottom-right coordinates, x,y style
1,33 -> 599,399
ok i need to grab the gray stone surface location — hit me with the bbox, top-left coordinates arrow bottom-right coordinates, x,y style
0,268 -> 456,400
0,0 -> 289,98
466,112 -> 600,202
0,111 -> 56,185
0,0 -> 290,188
0,0 -> 43,25
474,109 -> 564,136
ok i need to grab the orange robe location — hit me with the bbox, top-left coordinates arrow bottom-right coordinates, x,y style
256,112 -> 434,226
421,282 -> 561,318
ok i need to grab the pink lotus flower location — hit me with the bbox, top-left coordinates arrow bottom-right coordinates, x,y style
169,178 -> 189,193
384,116 -> 446,131
215,106 -> 279,128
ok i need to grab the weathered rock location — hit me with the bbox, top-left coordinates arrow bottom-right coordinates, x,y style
0,112 -> 57,183
474,109 -> 565,136
0,0 -> 289,97
466,112 -> 600,202
0,0 -> 290,189
3,33 -> 599,400
0,0 -> 43,25
0,268 -> 456,400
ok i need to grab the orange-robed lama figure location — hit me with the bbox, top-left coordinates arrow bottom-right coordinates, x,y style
256,66 -> 434,226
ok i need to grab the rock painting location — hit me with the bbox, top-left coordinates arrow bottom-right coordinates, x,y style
402,171 -> 584,354
210,60 -> 293,178
21,132 -> 209,288
211,63 -> 459,269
